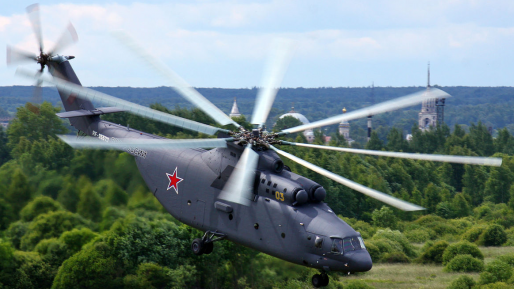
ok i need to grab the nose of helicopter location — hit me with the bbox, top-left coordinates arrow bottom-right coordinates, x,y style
347,250 -> 372,272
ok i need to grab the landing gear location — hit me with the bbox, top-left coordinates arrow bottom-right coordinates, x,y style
190,231 -> 226,256
312,272 -> 329,288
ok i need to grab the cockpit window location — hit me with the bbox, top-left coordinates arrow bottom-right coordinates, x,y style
342,236 -> 365,253
331,238 -> 343,254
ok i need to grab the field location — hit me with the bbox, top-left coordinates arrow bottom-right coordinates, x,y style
339,246 -> 514,289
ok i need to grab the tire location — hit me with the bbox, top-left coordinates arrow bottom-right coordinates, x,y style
321,274 -> 329,287
191,238 -> 204,255
204,241 -> 214,254
312,274 -> 323,288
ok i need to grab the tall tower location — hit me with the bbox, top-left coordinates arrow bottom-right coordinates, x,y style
339,108 -> 350,139
418,63 -> 437,130
229,97 -> 241,118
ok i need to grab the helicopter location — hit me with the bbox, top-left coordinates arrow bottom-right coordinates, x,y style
8,4 -> 503,288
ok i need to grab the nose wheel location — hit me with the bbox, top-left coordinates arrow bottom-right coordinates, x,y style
191,231 -> 226,256
312,272 -> 329,287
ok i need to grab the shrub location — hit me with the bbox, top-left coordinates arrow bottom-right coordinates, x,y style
442,241 -> 484,265
363,242 -> 380,262
497,253 -> 514,266
479,260 -> 513,284
462,225 -> 487,243
372,229 -> 416,257
405,229 -> 430,243
444,254 -> 484,273
478,224 -> 508,246
381,252 -> 410,263
447,275 -> 476,289
419,240 -> 449,264
476,282 -> 512,289
371,206 -> 398,229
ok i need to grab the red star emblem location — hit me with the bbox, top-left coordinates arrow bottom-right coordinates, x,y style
166,167 -> 183,194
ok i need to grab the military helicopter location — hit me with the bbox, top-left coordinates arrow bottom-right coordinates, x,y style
9,4 -> 502,287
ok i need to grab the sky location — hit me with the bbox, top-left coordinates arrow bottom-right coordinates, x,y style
2,0 -> 514,88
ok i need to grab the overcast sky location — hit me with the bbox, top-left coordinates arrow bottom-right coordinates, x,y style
2,0 -> 514,88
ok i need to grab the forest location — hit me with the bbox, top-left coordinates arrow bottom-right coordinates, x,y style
1,100 -> 514,288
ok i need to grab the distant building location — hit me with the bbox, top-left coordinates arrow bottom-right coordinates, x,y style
418,63 -> 446,131
338,108 -> 354,145
229,98 -> 241,118
0,117 -> 11,129
278,107 -> 315,143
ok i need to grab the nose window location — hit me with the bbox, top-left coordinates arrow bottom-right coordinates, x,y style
342,236 -> 364,253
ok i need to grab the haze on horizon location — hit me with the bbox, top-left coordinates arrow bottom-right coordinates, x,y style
2,0 -> 514,89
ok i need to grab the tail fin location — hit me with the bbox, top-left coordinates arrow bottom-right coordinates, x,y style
48,58 -> 98,133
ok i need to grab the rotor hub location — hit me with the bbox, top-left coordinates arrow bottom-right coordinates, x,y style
229,127 -> 281,150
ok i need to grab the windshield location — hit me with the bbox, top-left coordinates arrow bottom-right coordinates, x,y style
332,236 -> 366,254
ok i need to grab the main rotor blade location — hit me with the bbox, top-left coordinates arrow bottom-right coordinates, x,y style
112,31 -> 239,128
6,45 -> 37,65
219,144 -> 259,206
58,135 -> 231,150
282,141 -> 503,167
251,39 -> 295,128
48,23 -> 78,55
270,145 -> 424,211
281,88 -> 451,134
16,68 -> 228,136
26,3 -> 44,52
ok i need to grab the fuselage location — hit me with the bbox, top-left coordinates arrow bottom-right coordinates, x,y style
48,58 -> 372,273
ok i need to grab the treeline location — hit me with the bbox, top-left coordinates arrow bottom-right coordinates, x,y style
2,85 -> 514,138
1,102 -> 514,288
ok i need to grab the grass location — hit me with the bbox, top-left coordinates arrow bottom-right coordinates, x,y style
338,263 -> 479,289
337,246 -> 514,288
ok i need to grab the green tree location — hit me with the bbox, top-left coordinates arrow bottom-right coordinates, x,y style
19,196 -> 62,222
452,193 -> 471,218
423,183 -> 441,213
386,127 -> 409,152
273,115 -> 303,133
366,131 -> 383,150
371,206 -> 398,229
77,181 -> 103,222
484,165 -> 513,203
57,175 -> 80,212
5,168 -> 31,214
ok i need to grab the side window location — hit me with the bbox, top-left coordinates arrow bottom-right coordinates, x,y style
331,238 -> 343,254
314,236 -> 323,249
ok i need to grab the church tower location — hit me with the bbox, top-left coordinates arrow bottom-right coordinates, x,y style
229,97 -> 241,118
418,63 -> 437,130
339,108 -> 352,144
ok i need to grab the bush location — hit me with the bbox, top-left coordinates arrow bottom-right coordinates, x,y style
442,241 -> 484,265
497,253 -> 514,266
479,260 -> 513,284
444,254 -> 484,273
372,229 -> 416,258
371,206 -> 398,229
462,225 -> 487,243
363,242 -> 380,262
478,224 -> 508,246
381,252 -> 410,263
405,229 -> 431,243
419,240 -> 449,264
447,275 -> 476,289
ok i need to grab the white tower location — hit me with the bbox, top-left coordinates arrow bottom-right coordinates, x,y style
229,97 -> 241,118
418,63 -> 437,130
339,108 -> 353,145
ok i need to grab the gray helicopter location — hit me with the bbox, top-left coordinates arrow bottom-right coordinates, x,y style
8,4 -> 502,287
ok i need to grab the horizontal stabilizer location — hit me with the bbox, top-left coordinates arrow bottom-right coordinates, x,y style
56,107 -> 127,118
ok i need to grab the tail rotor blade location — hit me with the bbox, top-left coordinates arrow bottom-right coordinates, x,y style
48,23 -> 78,55
26,3 -> 44,53
219,144 -> 259,206
251,39 -> 295,128
7,45 -> 37,66
112,31 -> 239,128
281,88 -> 451,134
282,142 -> 503,167
270,145 -> 424,211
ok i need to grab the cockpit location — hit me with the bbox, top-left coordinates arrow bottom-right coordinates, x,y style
330,236 -> 366,255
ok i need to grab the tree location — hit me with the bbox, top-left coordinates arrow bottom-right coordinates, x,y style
19,196 -> 62,222
273,115 -> 303,133
77,181 -> 103,222
57,175 -> 80,212
5,168 -> 31,214
0,126 -> 10,165
386,127 -> 408,152
484,165 -> 513,203
371,206 -> 398,229
423,183 -> 441,213
366,131 -> 383,150
452,193 -> 471,218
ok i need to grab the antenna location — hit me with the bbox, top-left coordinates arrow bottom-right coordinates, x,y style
427,62 -> 430,88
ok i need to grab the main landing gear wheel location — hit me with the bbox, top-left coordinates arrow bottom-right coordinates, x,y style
191,231 -> 226,256
312,273 -> 329,288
